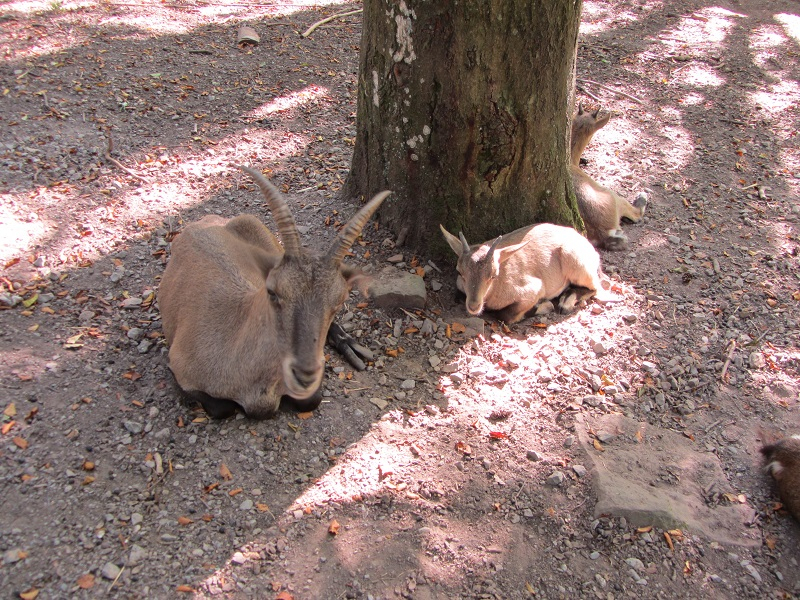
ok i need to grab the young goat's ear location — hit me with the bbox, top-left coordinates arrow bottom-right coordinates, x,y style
341,265 -> 372,296
439,224 -> 466,256
496,240 -> 530,264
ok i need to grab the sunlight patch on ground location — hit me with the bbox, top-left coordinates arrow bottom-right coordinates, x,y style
671,64 -> 725,88
4,0 -> 94,13
579,0 -> 660,35
0,200 -> 51,264
775,13 -> 800,45
0,128 -> 311,268
680,91 -> 707,106
659,7 -> 742,56
749,24 -> 791,70
658,125 -> 695,171
750,80 -> 800,117
244,85 -> 330,120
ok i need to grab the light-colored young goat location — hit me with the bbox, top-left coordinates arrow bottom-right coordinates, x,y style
761,435 -> 800,523
570,104 -> 647,250
158,166 -> 390,419
440,222 -> 618,324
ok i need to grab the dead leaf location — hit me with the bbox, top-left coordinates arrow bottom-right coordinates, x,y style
635,430 -> 643,443
19,589 -> 39,600
76,573 -> 95,589
765,535 -> 777,551
455,440 -> 472,455
176,585 -> 194,593
592,438 -> 604,452
489,431 -> 508,439
83,460 -> 95,471
12,436 -> 28,450
664,531 -> 674,551
256,503 -> 270,513
82,475 -> 95,486
1,421 -> 15,435
276,592 -> 294,600
297,412 -> 313,420
451,322 -> 466,333
178,516 -> 193,526
219,463 -> 233,480
636,526 -> 653,533
3,402 -> 16,417
229,488 -> 243,497
328,519 -> 340,535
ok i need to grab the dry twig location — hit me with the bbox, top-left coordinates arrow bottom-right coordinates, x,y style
576,78 -> 644,104
104,128 -> 152,185
301,8 -> 362,38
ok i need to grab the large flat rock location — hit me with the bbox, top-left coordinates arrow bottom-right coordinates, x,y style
368,268 -> 426,309
576,413 -> 760,547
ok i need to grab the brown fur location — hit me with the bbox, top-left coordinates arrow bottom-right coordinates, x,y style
570,104 -> 647,250
158,167 -> 389,419
761,435 -> 800,522
440,223 -> 619,324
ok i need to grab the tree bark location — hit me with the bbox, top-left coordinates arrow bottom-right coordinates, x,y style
346,0 -> 584,255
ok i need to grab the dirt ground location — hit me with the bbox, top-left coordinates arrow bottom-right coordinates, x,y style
1,0 -> 800,599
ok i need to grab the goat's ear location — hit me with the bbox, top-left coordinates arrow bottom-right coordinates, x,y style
255,251 -> 283,275
496,240 -> 530,264
577,102 -> 584,115
341,265 -> 372,296
439,224 -> 464,256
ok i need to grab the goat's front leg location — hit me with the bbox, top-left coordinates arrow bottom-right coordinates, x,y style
327,322 -> 374,371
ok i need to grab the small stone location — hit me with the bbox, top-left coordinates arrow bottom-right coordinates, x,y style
127,544 -> 147,567
127,327 -> 144,341
572,465 -> 587,478
667,235 -> 681,245
546,471 -> 565,486
231,551 -> 246,565
592,341 -> 608,356
625,557 -> 645,571
78,309 -> 95,322
428,355 -> 441,368
239,499 -> 254,511
121,297 -> 143,309
526,449 -> 543,461
563,435 -> 575,448
101,562 -> 121,580
748,352 -> 765,369
3,548 -> 25,564
38,293 -> 55,303
387,254 -> 404,263
130,513 -> 143,526
400,379 -> 416,390
124,421 -> 143,434
369,397 -> 388,410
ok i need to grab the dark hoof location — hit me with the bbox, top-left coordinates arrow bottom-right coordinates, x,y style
189,391 -> 240,419
285,388 -> 323,412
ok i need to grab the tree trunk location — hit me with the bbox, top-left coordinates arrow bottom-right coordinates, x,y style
346,0 -> 584,255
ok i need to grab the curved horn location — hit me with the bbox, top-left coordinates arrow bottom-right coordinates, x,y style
488,235 -> 503,256
327,191 -> 392,265
458,231 -> 470,254
238,166 -> 302,256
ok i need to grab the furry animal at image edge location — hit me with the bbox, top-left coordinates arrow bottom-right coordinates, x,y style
570,103 -> 648,250
440,222 -> 620,324
761,435 -> 800,523
158,166 -> 390,419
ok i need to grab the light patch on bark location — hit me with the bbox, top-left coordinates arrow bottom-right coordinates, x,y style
372,70 -> 380,107
392,1 -> 416,64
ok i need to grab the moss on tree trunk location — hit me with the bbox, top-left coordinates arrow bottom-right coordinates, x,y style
346,0 -> 584,255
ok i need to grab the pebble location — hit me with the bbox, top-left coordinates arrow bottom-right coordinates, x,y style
127,544 -> 147,567
101,562 -> 121,580
625,557 -> 645,571
400,379 -> 416,390
121,297 -> 143,308
526,450 -> 543,461
572,465 -> 587,478
124,420 -> 143,434
239,499 -> 254,511
546,471 -> 565,486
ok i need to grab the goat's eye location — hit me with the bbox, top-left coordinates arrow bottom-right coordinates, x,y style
268,289 -> 280,305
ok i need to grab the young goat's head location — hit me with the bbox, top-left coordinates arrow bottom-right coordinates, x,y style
241,166 -> 390,407
439,224 -> 529,317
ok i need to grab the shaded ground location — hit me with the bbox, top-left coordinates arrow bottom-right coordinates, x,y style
1,1 -> 799,599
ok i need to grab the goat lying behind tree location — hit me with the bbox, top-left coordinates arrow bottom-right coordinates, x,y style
158,166 -> 390,419
440,222 -> 619,324
570,103 -> 648,250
